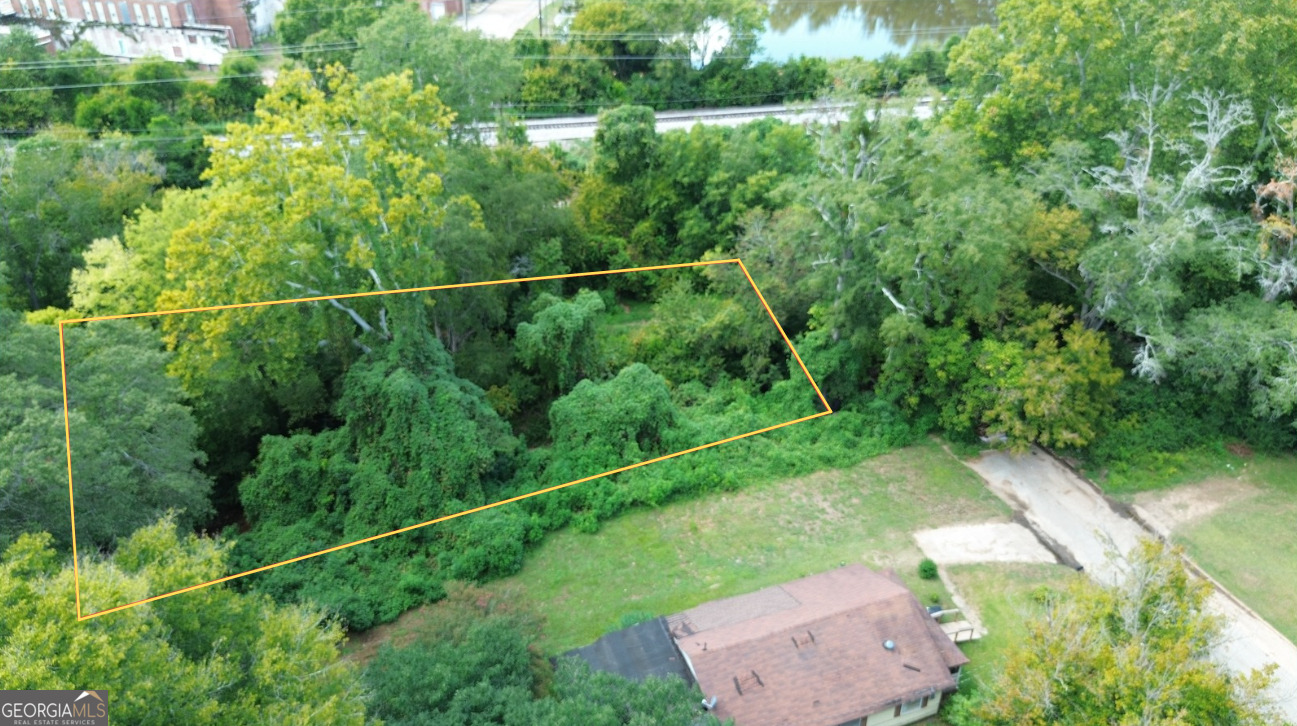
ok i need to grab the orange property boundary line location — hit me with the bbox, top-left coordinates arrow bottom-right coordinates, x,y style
60,259 -> 832,620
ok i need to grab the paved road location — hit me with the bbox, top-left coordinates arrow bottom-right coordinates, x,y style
964,446 -> 1297,721
482,99 -> 933,146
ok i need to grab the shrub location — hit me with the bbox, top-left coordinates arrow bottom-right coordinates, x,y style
612,610 -> 656,632
919,558 -> 939,580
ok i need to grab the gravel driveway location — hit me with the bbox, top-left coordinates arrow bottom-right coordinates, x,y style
964,446 -> 1297,720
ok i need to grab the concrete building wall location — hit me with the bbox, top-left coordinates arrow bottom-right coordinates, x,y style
76,23 -> 229,65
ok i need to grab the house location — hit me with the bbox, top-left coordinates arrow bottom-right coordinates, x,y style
563,616 -> 695,684
667,565 -> 969,726
2,0 -> 264,66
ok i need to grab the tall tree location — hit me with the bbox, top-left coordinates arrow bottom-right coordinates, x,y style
976,539 -> 1286,725
231,331 -> 519,629
355,8 -> 523,133
158,66 -> 463,414
0,29 -> 55,133
275,0 -> 383,68
0,520 -> 370,725
0,312 -> 212,551
946,0 -> 1297,165
516,289 -> 606,395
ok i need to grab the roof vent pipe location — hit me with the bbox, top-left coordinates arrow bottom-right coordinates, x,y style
884,640 -> 896,651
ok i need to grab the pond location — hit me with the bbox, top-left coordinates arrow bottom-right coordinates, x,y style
757,0 -> 998,61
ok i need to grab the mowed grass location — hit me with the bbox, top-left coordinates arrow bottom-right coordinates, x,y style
944,562 -> 1081,688
487,438 -> 1011,654
1169,454 -> 1297,644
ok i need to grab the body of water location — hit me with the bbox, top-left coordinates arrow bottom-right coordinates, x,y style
756,0 -> 998,62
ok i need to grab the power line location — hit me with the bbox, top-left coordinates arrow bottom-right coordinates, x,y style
0,40 -> 362,72
0,72 -> 264,93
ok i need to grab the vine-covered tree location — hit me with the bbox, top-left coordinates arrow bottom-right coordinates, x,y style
231,330 -> 519,629
516,289 -> 606,395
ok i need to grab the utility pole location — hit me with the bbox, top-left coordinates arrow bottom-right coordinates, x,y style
463,0 -> 468,29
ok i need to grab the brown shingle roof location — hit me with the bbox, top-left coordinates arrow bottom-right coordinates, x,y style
672,565 -> 969,726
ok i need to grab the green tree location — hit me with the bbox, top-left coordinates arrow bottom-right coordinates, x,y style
591,105 -> 658,184
546,363 -> 680,480
0,128 -> 160,311
976,539 -> 1286,725
519,658 -> 726,725
74,87 -> 159,133
0,520 -> 370,725
364,581 -> 549,726
0,312 -> 212,550
211,53 -> 267,118
232,332 -> 519,629
0,29 -> 55,133
516,289 -> 606,395
137,115 -> 211,189
356,8 -> 523,132
946,0 -> 1297,165
1027,93 -> 1256,383
69,187 -> 207,318
276,0 -> 383,68
158,66 -> 463,414
634,276 -> 781,387
362,580 -> 725,726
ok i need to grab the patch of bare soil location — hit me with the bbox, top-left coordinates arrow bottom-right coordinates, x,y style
1134,478 -> 1262,532
1226,441 -> 1254,458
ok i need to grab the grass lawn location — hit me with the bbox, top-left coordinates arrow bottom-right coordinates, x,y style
481,438 -> 1010,654
1083,442 -> 1256,496
1157,454 -> 1297,644
943,562 -> 1081,689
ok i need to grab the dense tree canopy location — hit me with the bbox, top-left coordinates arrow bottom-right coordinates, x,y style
231,331 -> 519,629
0,313 -> 211,550
0,129 -> 160,311
0,520 -> 369,724
356,8 -> 523,132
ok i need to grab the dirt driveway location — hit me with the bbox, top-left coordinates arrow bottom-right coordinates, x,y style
964,446 -> 1297,721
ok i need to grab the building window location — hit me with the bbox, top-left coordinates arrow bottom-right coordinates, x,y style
56,0 -> 67,17
173,44 -> 181,57
44,0 -> 55,17
161,5 -> 169,25
182,1 -> 192,23
106,1 -> 118,21
131,1 -> 140,21
17,0 -> 29,16
186,33 -> 196,43
145,3 -> 155,24
898,698 -> 923,715
94,1 -> 105,19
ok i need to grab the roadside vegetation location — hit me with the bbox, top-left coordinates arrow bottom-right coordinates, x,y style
1128,452 -> 1297,644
